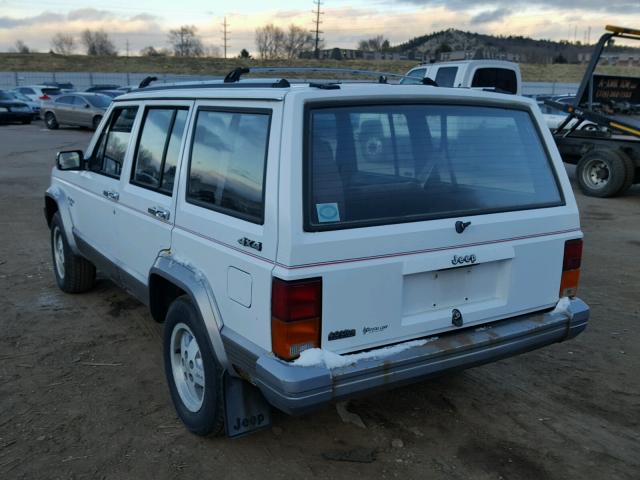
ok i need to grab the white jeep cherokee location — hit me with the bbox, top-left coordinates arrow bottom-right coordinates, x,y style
45,71 -> 589,437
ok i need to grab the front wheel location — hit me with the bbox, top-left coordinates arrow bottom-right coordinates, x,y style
163,296 -> 225,436
576,148 -> 634,197
50,212 -> 96,293
45,112 -> 59,130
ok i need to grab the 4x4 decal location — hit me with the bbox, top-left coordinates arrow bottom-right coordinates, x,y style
237,237 -> 262,252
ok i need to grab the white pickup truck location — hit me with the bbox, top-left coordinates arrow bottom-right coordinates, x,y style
401,59 -> 522,95
45,71 -> 589,437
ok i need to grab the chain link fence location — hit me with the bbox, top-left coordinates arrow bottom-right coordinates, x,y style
0,71 -> 579,96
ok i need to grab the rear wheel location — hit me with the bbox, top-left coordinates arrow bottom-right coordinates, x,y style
576,148 -> 633,197
50,212 -> 96,293
92,115 -> 102,130
45,112 -> 58,130
163,296 -> 225,437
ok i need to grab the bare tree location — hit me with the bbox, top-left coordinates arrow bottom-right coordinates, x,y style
255,24 -> 285,59
13,40 -> 30,54
283,25 -> 314,59
81,29 -> 117,56
357,35 -> 391,52
51,33 -> 75,55
168,25 -> 204,57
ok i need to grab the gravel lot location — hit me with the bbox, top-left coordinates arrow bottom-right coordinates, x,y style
1,123 -> 639,480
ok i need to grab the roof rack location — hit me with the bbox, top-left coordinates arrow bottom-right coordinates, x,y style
222,66 -> 437,86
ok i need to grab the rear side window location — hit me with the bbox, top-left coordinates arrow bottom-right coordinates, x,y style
132,108 -> 188,194
56,96 -> 73,104
472,68 -> 518,94
90,106 -> 138,178
42,88 -> 61,96
435,67 -> 458,87
187,109 -> 270,224
306,104 -> 562,230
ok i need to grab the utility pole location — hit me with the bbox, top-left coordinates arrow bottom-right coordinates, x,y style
312,0 -> 323,59
222,17 -> 230,59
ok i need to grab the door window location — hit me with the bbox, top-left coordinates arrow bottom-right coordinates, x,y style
131,107 -> 188,194
89,106 -> 138,178
72,96 -> 89,107
55,96 -> 74,104
187,109 -> 270,224
400,68 -> 426,85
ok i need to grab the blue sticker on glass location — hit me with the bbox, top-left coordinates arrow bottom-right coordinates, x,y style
316,203 -> 340,223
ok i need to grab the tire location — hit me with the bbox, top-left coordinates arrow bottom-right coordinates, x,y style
163,296 -> 225,437
50,212 -> 96,293
92,115 -> 102,131
45,112 -> 59,130
576,148 -> 634,197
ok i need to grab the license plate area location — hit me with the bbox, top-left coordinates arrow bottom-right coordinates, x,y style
402,260 -> 509,317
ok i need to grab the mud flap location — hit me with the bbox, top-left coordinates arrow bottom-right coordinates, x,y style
224,373 -> 271,438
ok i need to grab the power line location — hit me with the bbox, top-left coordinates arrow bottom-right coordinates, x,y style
311,0 -> 324,59
222,16 -> 230,59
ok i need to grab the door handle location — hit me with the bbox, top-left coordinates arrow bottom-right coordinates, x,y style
147,206 -> 170,221
102,190 -> 119,201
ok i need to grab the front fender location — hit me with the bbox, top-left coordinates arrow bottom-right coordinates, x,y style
150,254 -> 230,372
45,185 -> 80,255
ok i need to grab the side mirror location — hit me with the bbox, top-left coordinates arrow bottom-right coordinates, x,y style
84,103 -> 90,108
56,150 -> 84,171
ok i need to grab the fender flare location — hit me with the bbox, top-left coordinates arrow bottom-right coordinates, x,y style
150,254 -> 231,373
45,186 -> 80,255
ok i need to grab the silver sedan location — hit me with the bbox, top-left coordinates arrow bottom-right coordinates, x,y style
42,93 -> 111,130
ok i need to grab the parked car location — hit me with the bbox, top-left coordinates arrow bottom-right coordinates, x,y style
6,90 -> 41,119
537,95 -> 599,132
0,90 -> 32,124
85,84 -> 120,92
45,75 -> 589,438
42,93 -> 110,130
97,90 -> 124,99
43,81 -> 75,92
13,85 -> 61,103
400,60 -> 522,95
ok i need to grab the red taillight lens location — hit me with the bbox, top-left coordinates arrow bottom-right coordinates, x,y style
271,278 -> 321,360
39,95 -> 50,100
560,239 -> 582,298
563,239 -> 583,271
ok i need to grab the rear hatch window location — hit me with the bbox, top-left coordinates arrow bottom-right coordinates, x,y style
42,88 -> 61,96
305,104 -> 562,230
471,68 -> 518,94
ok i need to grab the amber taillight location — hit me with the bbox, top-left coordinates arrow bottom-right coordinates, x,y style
560,239 -> 583,298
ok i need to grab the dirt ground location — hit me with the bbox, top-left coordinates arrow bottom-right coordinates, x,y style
0,123 -> 639,480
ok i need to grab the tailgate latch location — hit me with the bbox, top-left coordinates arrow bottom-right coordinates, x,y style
452,309 -> 464,327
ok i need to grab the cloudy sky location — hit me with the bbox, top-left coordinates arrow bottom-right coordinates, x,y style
1,0 -> 639,55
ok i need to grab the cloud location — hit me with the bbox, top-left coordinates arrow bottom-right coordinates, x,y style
471,8 -> 512,24
394,0 -> 640,13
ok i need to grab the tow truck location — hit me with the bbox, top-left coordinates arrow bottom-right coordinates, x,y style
547,25 -> 640,197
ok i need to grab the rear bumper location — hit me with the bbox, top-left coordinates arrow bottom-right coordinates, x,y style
0,111 -> 32,122
222,298 -> 589,415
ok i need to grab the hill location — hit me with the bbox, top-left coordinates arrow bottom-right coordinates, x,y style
393,28 -> 640,63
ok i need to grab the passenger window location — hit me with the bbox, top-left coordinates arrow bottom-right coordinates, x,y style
131,108 -> 188,194
90,106 -> 138,178
72,96 -> 88,107
434,67 -> 458,87
187,109 -> 270,223
56,96 -> 73,104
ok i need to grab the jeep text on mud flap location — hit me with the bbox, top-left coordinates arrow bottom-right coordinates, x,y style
45,70 -> 589,437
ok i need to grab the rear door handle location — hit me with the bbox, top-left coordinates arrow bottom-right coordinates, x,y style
102,190 -> 119,201
147,206 -> 170,221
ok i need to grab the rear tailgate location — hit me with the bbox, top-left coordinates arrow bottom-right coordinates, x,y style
276,91 -> 579,355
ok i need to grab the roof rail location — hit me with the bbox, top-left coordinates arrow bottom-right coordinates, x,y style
138,76 -> 158,88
